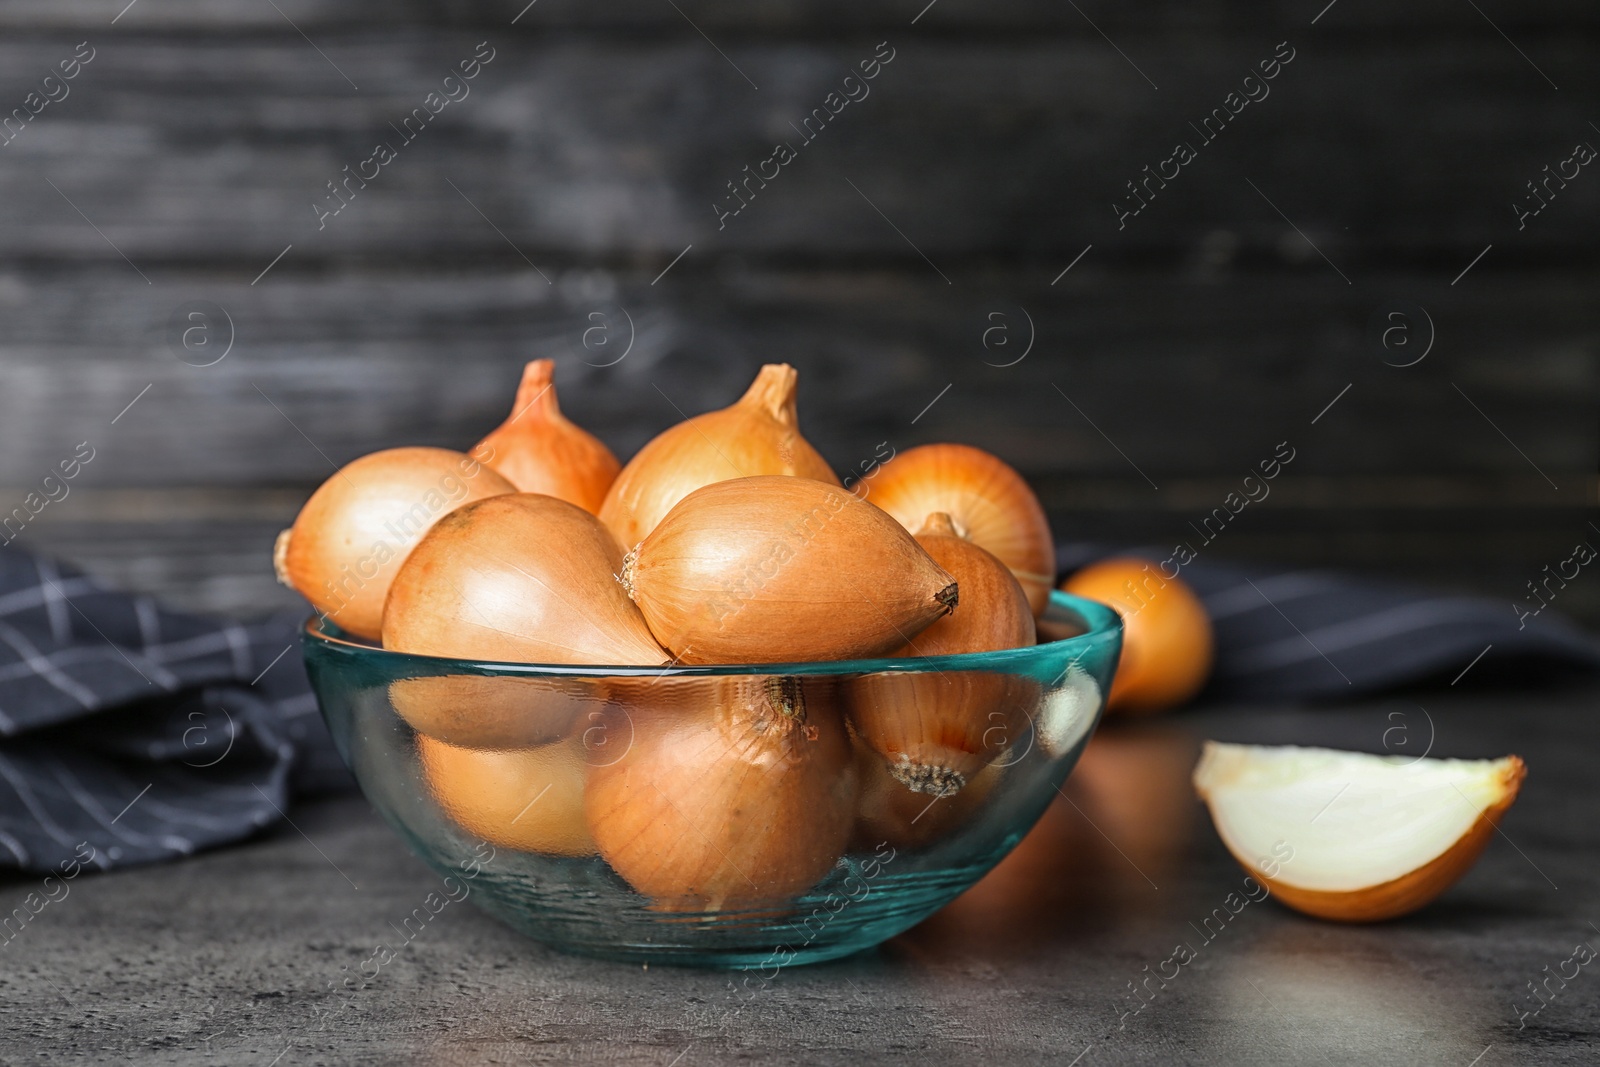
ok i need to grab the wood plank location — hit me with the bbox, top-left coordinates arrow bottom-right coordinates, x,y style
0,37 -> 1594,262
3,0 -> 1596,32
0,6 -> 1592,629
0,269 -> 1590,488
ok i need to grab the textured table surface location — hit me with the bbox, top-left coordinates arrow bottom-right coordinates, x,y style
3,680 -> 1596,1066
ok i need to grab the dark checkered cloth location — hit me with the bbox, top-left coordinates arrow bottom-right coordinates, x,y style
0,552 -> 346,876
0,547 -> 1595,875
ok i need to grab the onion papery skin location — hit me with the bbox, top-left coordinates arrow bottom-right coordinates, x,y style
472,359 -> 620,515
857,444 -> 1055,617
382,493 -> 669,667
417,734 -> 596,856
624,477 -> 958,664
584,676 -> 857,912
846,512 -> 1038,796
275,447 -> 515,641
598,363 -> 839,549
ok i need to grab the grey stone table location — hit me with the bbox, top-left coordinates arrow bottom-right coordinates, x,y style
4,683 -> 1597,1066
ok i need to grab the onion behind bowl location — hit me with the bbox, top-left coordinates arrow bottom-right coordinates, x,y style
389,675 -> 589,750
275,447 -> 515,640
852,748 -> 1005,851
1062,557 -> 1213,715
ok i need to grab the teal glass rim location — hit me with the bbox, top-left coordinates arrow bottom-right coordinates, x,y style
301,589 -> 1123,681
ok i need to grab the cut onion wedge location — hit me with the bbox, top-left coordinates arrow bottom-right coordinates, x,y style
1193,742 -> 1526,922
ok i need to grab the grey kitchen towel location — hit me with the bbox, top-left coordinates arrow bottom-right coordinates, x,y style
0,546 -> 1595,875
0,551 -> 344,877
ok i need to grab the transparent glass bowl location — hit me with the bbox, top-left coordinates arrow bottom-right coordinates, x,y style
304,591 -> 1121,969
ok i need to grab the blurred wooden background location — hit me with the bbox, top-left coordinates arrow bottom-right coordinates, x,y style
0,0 -> 1595,622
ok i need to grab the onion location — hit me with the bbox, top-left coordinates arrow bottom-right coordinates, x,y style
598,363 -> 839,548
584,676 -> 856,911
382,493 -> 668,666
895,513 -> 1037,655
417,734 -> 596,856
472,359 -> 620,514
390,676 -> 590,751
846,512 -> 1038,799
1195,744 -> 1526,922
1061,557 -> 1213,714
621,477 -> 957,664
858,444 -> 1055,616
274,447 -> 515,640
852,748 -> 1005,851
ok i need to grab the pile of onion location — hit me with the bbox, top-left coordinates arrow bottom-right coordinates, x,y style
277,360 -> 1071,909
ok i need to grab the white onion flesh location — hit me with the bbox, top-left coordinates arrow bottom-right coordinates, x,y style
1193,743 -> 1523,893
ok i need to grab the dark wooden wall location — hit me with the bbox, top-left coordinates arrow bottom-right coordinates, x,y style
1,1 -> 1596,622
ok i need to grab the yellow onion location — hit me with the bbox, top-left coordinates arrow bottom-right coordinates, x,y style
472,359 -> 620,514
1195,744 -> 1526,922
846,512 -> 1038,799
584,676 -> 856,911
621,477 -> 957,664
417,734 -> 595,856
274,447 -> 514,640
598,363 -> 838,548
382,493 -> 668,666
897,513 -> 1036,655
1062,557 -> 1213,715
852,746 -> 1005,852
389,676 -> 593,751
858,443 -> 1055,616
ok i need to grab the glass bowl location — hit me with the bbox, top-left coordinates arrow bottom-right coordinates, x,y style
303,590 -> 1121,969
